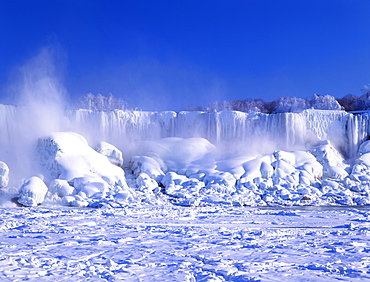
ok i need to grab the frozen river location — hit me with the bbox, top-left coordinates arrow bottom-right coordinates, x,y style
1,205 -> 370,281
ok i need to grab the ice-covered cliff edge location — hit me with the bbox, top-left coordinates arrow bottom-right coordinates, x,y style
0,104 -> 364,159
64,108 -> 366,160
1,104 -> 370,207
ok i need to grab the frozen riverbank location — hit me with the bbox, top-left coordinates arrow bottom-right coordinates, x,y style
1,205 -> 370,281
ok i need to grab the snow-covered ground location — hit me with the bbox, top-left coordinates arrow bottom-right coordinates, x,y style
1,204 -> 370,281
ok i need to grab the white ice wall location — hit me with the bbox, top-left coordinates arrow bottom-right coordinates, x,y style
0,104 -> 367,179
64,109 -> 355,158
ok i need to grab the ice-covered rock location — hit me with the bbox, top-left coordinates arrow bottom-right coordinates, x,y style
95,141 -> 123,167
49,179 -> 75,197
260,161 -> 274,179
18,176 -> 48,207
349,140 -> 370,182
203,171 -> 237,194
35,132 -> 137,207
130,156 -> 165,181
62,195 -> 89,207
309,141 -> 349,180
136,173 -> 158,192
161,171 -> 203,198
37,132 -> 129,188
0,161 -> 9,188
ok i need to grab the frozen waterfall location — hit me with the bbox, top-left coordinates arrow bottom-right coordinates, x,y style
0,104 -> 368,165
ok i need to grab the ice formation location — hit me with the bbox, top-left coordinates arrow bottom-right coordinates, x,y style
17,176 -> 48,207
0,106 -> 370,207
35,131 -> 134,207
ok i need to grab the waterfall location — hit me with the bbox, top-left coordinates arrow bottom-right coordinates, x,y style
1,105 -> 370,183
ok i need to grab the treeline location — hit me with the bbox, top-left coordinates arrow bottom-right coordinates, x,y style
79,93 -> 128,111
192,94 -> 343,113
187,87 -> 370,113
80,86 -> 370,113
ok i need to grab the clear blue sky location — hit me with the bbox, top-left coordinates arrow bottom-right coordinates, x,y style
1,0 -> 370,111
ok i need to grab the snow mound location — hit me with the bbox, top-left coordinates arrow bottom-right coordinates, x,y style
37,132 -> 127,185
130,155 -> 165,181
139,137 -> 217,173
18,176 -> 48,207
48,179 -> 75,197
36,132 -> 134,207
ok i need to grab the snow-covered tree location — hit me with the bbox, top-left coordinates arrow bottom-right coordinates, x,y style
80,93 -> 127,111
274,97 -> 310,113
311,94 -> 343,110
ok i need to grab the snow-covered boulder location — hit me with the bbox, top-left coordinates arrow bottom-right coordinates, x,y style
49,179 -> 75,197
160,171 -> 203,198
62,195 -> 89,207
36,132 -> 135,207
204,171 -> 236,194
37,132 -> 129,188
95,141 -> 123,167
0,161 -> 9,188
73,175 -> 109,198
18,176 -> 48,207
350,140 -> 370,182
136,173 -> 158,193
309,141 -> 348,180
130,155 -> 165,181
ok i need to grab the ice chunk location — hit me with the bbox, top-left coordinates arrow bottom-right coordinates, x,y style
72,175 -> 110,198
204,171 -> 236,193
130,156 -> 164,181
357,153 -> 370,167
17,176 -> 48,207
160,171 -> 203,198
298,160 -> 323,179
95,141 -> 123,166
49,179 -> 75,197
272,160 -> 296,175
136,173 -> 158,192
309,140 -> 349,179
62,195 -> 89,207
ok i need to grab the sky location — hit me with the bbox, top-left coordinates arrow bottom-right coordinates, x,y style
0,0 -> 370,111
